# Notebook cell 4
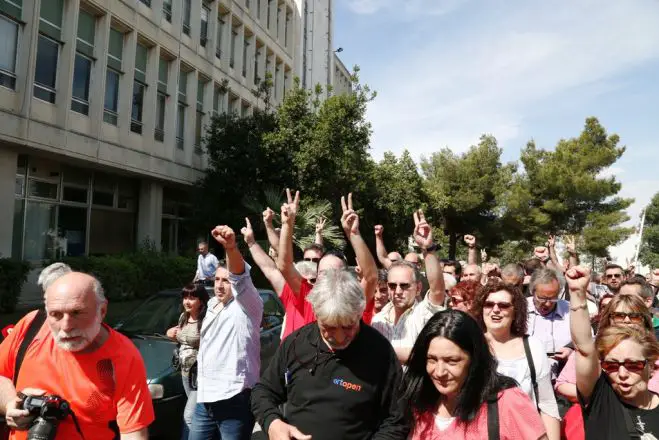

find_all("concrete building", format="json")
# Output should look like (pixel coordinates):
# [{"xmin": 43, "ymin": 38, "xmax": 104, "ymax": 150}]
[{"xmin": 0, "ymin": 0, "xmax": 351, "ymax": 270}]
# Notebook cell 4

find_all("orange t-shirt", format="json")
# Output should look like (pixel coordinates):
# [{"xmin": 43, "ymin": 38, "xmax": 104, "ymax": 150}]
[{"xmin": 0, "ymin": 310, "xmax": 155, "ymax": 440}]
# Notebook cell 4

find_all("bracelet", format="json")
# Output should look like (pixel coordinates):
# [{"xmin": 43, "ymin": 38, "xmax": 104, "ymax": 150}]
[
  {"xmin": 425, "ymin": 243, "xmax": 439, "ymax": 253},
  {"xmin": 570, "ymin": 303, "xmax": 588, "ymax": 312}
]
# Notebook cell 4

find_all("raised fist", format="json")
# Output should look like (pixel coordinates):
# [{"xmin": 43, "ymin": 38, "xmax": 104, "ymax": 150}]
[
  {"xmin": 211, "ymin": 225, "xmax": 236, "ymax": 249},
  {"xmin": 464, "ymin": 235, "xmax": 476, "ymax": 248},
  {"xmin": 374, "ymin": 225, "xmax": 384, "ymax": 238}
]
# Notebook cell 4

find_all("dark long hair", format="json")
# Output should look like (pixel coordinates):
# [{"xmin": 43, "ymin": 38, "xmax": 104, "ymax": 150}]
[
  {"xmin": 472, "ymin": 280, "xmax": 528, "ymax": 336},
  {"xmin": 400, "ymin": 310, "xmax": 516, "ymax": 433},
  {"xmin": 180, "ymin": 284, "xmax": 210, "ymax": 332}
]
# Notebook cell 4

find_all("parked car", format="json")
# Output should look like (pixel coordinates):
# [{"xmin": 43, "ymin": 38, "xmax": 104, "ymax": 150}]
[{"xmin": 114, "ymin": 288, "xmax": 284, "ymax": 439}]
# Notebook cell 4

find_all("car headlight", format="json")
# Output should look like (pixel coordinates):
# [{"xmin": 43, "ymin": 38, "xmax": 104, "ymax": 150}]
[{"xmin": 148, "ymin": 384, "xmax": 164, "ymax": 400}]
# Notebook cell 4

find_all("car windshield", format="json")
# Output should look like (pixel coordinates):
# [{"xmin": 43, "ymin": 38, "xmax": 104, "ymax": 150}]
[{"xmin": 115, "ymin": 294, "xmax": 181, "ymax": 336}]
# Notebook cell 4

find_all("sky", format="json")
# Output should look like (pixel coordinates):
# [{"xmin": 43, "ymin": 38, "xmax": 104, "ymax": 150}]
[{"xmin": 333, "ymin": 0, "xmax": 659, "ymax": 269}]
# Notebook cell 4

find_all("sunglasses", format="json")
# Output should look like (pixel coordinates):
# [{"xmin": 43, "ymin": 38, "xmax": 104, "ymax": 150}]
[
  {"xmin": 483, "ymin": 301, "xmax": 513, "ymax": 310},
  {"xmin": 448, "ymin": 297, "xmax": 464, "ymax": 305},
  {"xmin": 534, "ymin": 295, "xmax": 559, "ymax": 304},
  {"xmin": 606, "ymin": 273, "xmax": 622, "ymax": 279},
  {"xmin": 611, "ymin": 312, "xmax": 645, "ymax": 324},
  {"xmin": 601, "ymin": 359, "xmax": 648, "ymax": 374},
  {"xmin": 304, "ymin": 257, "xmax": 320, "ymax": 263},
  {"xmin": 387, "ymin": 282, "xmax": 412, "ymax": 291}
]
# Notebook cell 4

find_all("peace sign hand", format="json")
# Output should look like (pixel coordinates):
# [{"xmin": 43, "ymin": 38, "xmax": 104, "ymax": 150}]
[
  {"xmin": 341, "ymin": 193, "xmax": 360, "ymax": 236},
  {"xmin": 281, "ymin": 189, "xmax": 300, "ymax": 227},
  {"xmin": 413, "ymin": 209, "xmax": 433, "ymax": 249}
]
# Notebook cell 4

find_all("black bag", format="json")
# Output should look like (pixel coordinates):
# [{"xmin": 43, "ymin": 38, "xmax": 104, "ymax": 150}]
[{"xmin": 0, "ymin": 310, "xmax": 47, "ymax": 440}]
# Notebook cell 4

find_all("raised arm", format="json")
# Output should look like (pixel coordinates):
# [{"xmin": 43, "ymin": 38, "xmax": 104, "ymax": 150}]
[
  {"xmin": 415, "ymin": 210, "xmax": 444, "ymax": 306},
  {"xmin": 242, "ymin": 217, "xmax": 286, "ymax": 295},
  {"xmin": 262, "ymin": 208, "xmax": 280, "ymax": 256},
  {"xmin": 464, "ymin": 235, "xmax": 478, "ymax": 265},
  {"xmin": 315, "ymin": 216, "xmax": 326, "ymax": 247},
  {"xmin": 374, "ymin": 225, "xmax": 393, "ymax": 269},
  {"xmin": 276, "ymin": 189, "xmax": 303, "ymax": 295},
  {"xmin": 342, "ymin": 194, "xmax": 377, "ymax": 301},
  {"xmin": 567, "ymin": 266, "xmax": 600, "ymax": 403},
  {"xmin": 547, "ymin": 235, "xmax": 561, "ymax": 272},
  {"xmin": 211, "ymin": 225, "xmax": 245, "ymax": 275},
  {"xmin": 565, "ymin": 235, "xmax": 580, "ymax": 269}
]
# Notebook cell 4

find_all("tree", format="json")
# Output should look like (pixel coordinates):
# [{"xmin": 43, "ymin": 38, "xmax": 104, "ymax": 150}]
[
  {"xmin": 639, "ymin": 192, "xmax": 659, "ymax": 268},
  {"xmin": 421, "ymin": 135, "xmax": 516, "ymax": 259},
  {"xmin": 367, "ymin": 150, "xmax": 426, "ymax": 251},
  {"xmin": 504, "ymin": 117, "xmax": 634, "ymax": 258}
]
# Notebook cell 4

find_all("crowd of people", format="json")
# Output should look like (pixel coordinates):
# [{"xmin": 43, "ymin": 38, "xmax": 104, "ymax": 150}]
[{"xmin": 1, "ymin": 187, "xmax": 659, "ymax": 440}]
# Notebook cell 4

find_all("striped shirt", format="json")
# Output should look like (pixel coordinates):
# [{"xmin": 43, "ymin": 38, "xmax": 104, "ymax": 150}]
[{"xmin": 197, "ymin": 263, "xmax": 263, "ymax": 403}]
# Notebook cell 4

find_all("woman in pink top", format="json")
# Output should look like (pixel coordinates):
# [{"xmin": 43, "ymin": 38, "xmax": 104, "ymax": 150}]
[
  {"xmin": 555, "ymin": 293, "xmax": 659, "ymax": 402},
  {"xmin": 400, "ymin": 309, "xmax": 548, "ymax": 440}
]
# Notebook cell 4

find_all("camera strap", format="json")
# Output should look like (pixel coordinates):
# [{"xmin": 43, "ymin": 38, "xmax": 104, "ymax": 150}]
[
  {"xmin": 13, "ymin": 309, "xmax": 47, "ymax": 385},
  {"xmin": 68, "ymin": 410, "xmax": 86, "ymax": 440}
]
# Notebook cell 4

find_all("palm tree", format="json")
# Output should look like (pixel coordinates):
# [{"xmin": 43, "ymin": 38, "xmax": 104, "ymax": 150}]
[{"xmin": 243, "ymin": 187, "xmax": 346, "ymax": 251}]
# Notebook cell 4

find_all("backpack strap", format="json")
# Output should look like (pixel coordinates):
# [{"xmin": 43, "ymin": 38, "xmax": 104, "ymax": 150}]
[
  {"xmin": 13, "ymin": 309, "xmax": 47, "ymax": 385},
  {"xmin": 621, "ymin": 404, "xmax": 642, "ymax": 439},
  {"xmin": 522, "ymin": 335, "xmax": 540, "ymax": 412},
  {"xmin": 487, "ymin": 398, "xmax": 500, "ymax": 440}
]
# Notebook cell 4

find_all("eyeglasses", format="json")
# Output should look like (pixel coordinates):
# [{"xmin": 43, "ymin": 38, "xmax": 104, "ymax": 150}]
[
  {"xmin": 387, "ymin": 282, "xmax": 412, "ymax": 291},
  {"xmin": 448, "ymin": 297, "xmax": 464, "ymax": 305},
  {"xmin": 534, "ymin": 295, "xmax": 559, "ymax": 304},
  {"xmin": 606, "ymin": 273, "xmax": 623, "ymax": 279},
  {"xmin": 601, "ymin": 359, "xmax": 648, "ymax": 374},
  {"xmin": 483, "ymin": 301, "xmax": 513, "ymax": 310},
  {"xmin": 304, "ymin": 257, "xmax": 320, "ymax": 263},
  {"xmin": 611, "ymin": 312, "xmax": 645, "ymax": 324}
]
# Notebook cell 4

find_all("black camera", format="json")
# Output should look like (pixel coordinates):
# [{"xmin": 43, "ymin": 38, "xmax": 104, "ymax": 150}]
[{"xmin": 21, "ymin": 395, "xmax": 71, "ymax": 440}]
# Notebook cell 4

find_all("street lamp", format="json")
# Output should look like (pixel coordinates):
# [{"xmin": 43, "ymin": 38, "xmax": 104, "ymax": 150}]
[{"xmin": 334, "ymin": 47, "xmax": 343, "ymax": 53}]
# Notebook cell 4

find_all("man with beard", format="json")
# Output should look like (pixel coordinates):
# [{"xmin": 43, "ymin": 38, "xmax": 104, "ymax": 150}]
[
  {"xmin": 251, "ymin": 269, "xmax": 408, "ymax": 440},
  {"xmin": 0, "ymin": 273, "xmax": 154, "ymax": 439},
  {"xmin": 602, "ymin": 263, "xmax": 624, "ymax": 295}
]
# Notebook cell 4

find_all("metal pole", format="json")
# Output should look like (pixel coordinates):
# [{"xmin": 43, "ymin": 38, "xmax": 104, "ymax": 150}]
[{"xmin": 634, "ymin": 207, "xmax": 647, "ymax": 268}]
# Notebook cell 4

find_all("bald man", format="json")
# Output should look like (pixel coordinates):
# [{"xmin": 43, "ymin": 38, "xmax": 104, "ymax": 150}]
[{"xmin": 0, "ymin": 272, "xmax": 154, "ymax": 440}]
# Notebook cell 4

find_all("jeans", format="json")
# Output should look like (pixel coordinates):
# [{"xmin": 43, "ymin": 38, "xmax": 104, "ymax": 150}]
[
  {"xmin": 181, "ymin": 374, "xmax": 197, "ymax": 440},
  {"xmin": 188, "ymin": 389, "xmax": 254, "ymax": 440}
]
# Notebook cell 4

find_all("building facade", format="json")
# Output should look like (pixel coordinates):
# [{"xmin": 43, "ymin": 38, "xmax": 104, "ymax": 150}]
[{"xmin": 0, "ymin": 0, "xmax": 348, "ymax": 274}]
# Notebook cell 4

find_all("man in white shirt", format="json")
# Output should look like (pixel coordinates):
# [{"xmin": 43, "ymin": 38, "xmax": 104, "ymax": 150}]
[
  {"xmin": 189, "ymin": 227, "xmax": 263, "ymax": 440},
  {"xmin": 194, "ymin": 241, "xmax": 219, "ymax": 285},
  {"xmin": 371, "ymin": 210, "xmax": 445, "ymax": 364}
]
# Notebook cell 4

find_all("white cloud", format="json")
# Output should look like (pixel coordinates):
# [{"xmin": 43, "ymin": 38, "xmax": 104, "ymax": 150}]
[{"xmin": 359, "ymin": 0, "xmax": 659, "ymax": 159}]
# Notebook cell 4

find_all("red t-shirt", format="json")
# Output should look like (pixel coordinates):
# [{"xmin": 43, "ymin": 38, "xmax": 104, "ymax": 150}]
[
  {"xmin": 280, "ymin": 280, "xmax": 376, "ymax": 341},
  {"xmin": 0, "ymin": 310, "xmax": 155, "ymax": 440},
  {"xmin": 409, "ymin": 387, "xmax": 546, "ymax": 440}
]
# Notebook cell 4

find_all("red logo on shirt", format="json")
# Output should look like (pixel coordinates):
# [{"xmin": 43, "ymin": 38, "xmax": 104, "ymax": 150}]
[{"xmin": 333, "ymin": 378, "xmax": 362, "ymax": 391}]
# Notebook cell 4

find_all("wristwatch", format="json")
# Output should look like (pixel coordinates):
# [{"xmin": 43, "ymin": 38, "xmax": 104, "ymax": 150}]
[{"xmin": 425, "ymin": 243, "xmax": 439, "ymax": 253}]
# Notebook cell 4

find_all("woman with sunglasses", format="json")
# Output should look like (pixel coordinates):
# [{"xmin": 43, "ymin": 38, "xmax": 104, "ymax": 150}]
[
  {"xmin": 472, "ymin": 280, "xmax": 561, "ymax": 440},
  {"xmin": 568, "ymin": 266, "xmax": 659, "ymax": 439},
  {"xmin": 447, "ymin": 280, "xmax": 480, "ymax": 316},
  {"xmin": 400, "ymin": 309, "xmax": 547, "ymax": 439},
  {"xmin": 166, "ymin": 283, "xmax": 210, "ymax": 440}
]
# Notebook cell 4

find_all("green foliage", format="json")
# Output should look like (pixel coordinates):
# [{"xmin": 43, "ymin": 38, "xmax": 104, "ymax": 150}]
[
  {"xmin": 421, "ymin": 135, "xmax": 516, "ymax": 259},
  {"xmin": 640, "ymin": 192, "xmax": 659, "ymax": 268},
  {"xmin": 503, "ymin": 118, "xmax": 633, "ymax": 257},
  {"xmin": 60, "ymin": 251, "xmax": 194, "ymax": 301},
  {"xmin": 0, "ymin": 259, "xmax": 32, "ymax": 312}
]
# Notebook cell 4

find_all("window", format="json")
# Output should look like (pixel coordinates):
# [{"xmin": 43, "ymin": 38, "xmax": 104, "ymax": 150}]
[
  {"xmin": 0, "ymin": 16, "xmax": 18, "ymax": 90},
  {"xmin": 257, "ymin": 0, "xmax": 261, "ymax": 19},
  {"xmin": 194, "ymin": 110, "xmax": 203, "ymax": 153},
  {"xmin": 163, "ymin": 0, "xmax": 172, "ymax": 22},
  {"xmin": 40, "ymin": 0, "xmax": 64, "ymax": 40},
  {"xmin": 71, "ymin": 54, "xmax": 92, "ymax": 114},
  {"xmin": 230, "ymin": 29, "xmax": 237, "ymax": 68},
  {"xmin": 176, "ymin": 103, "xmax": 185, "ymax": 150},
  {"xmin": 155, "ymin": 92, "xmax": 166, "ymax": 141},
  {"xmin": 216, "ymin": 17, "xmax": 224, "ymax": 59},
  {"xmin": 182, "ymin": 0, "xmax": 191, "ymax": 35},
  {"xmin": 131, "ymin": 81, "xmax": 145, "ymax": 134},
  {"xmin": 276, "ymin": 6, "xmax": 281, "ymax": 38},
  {"xmin": 254, "ymin": 48, "xmax": 260, "ymax": 83},
  {"xmin": 242, "ymin": 38, "xmax": 248, "ymax": 77},
  {"xmin": 213, "ymin": 86, "xmax": 225, "ymax": 116},
  {"xmin": 33, "ymin": 36, "xmax": 59, "ymax": 103},
  {"xmin": 158, "ymin": 57, "xmax": 169, "ymax": 91},
  {"xmin": 178, "ymin": 70, "xmax": 187, "ymax": 102},
  {"xmin": 104, "ymin": 69, "xmax": 120, "ymax": 124},
  {"xmin": 267, "ymin": 0, "xmax": 272, "ymax": 29},
  {"xmin": 138, "ymin": 0, "xmax": 151, "ymax": 6},
  {"xmin": 104, "ymin": 29, "xmax": 123, "ymax": 125},
  {"xmin": 274, "ymin": 63, "xmax": 280, "ymax": 99},
  {"xmin": 200, "ymin": 5, "xmax": 209, "ymax": 46},
  {"xmin": 285, "ymin": 11, "xmax": 290, "ymax": 46}
]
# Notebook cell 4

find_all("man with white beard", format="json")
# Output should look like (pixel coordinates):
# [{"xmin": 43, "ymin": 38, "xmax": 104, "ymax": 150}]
[{"xmin": 0, "ymin": 272, "xmax": 154, "ymax": 440}]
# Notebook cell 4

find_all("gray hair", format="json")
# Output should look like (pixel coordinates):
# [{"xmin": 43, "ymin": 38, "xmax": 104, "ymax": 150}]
[
  {"xmin": 465, "ymin": 264, "xmax": 482, "ymax": 276},
  {"xmin": 92, "ymin": 277, "xmax": 107, "ymax": 304},
  {"xmin": 295, "ymin": 260, "xmax": 318, "ymax": 279},
  {"xmin": 502, "ymin": 263, "xmax": 525, "ymax": 281},
  {"xmin": 38, "ymin": 262, "xmax": 72, "ymax": 292},
  {"xmin": 389, "ymin": 260, "xmax": 422, "ymax": 283},
  {"xmin": 306, "ymin": 269, "xmax": 365, "ymax": 325},
  {"xmin": 529, "ymin": 267, "xmax": 563, "ymax": 296}
]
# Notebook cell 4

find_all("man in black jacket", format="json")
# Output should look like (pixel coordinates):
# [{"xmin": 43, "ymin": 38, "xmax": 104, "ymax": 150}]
[{"xmin": 251, "ymin": 268, "xmax": 409, "ymax": 440}]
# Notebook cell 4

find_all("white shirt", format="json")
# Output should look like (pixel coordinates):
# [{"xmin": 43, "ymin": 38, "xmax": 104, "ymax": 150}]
[
  {"xmin": 196, "ymin": 252, "xmax": 219, "ymax": 280},
  {"xmin": 196, "ymin": 264, "xmax": 263, "ymax": 403},
  {"xmin": 496, "ymin": 336, "xmax": 560, "ymax": 420},
  {"xmin": 371, "ymin": 297, "xmax": 444, "ymax": 348}
]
